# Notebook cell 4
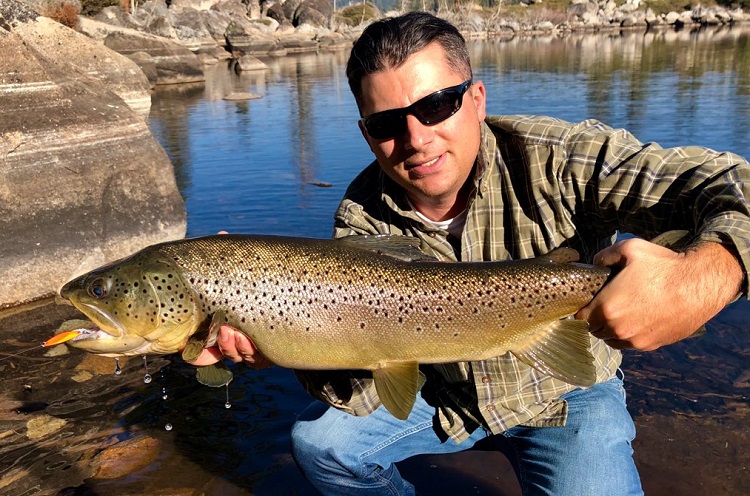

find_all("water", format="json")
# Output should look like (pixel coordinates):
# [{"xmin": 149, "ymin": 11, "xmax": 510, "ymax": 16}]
[
  {"xmin": 149, "ymin": 27, "xmax": 750, "ymax": 241},
  {"xmin": 2, "ymin": 26, "xmax": 749, "ymax": 496}
]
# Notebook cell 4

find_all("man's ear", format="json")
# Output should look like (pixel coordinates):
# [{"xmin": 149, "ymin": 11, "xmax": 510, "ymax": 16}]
[{"xmin": 469, "ymin": 80, "xmax": 487, "ymax": 122}]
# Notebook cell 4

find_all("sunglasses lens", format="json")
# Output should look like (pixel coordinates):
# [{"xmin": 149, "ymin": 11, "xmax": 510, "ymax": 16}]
[
  {"xmin": 362, "ymin": 80, "xmax": 470, "ymax": 140},
  {"xmin": 413, "ymin": 91, "xmax": 461, "ymax": 125},
  {"xmin": 364, "ymin": 111, "xmax": 405, "ymax": 140}
]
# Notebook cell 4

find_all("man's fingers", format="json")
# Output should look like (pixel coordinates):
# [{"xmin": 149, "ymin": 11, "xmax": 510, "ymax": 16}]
[{"xmin": 186, "ymin": 345, "xmax": 224, "ymax": 366}]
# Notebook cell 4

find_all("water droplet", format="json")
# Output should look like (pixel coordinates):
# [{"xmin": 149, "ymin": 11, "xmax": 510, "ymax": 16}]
[
  {"xmin": 164, "ymin": 423, "xmax": 173, "ymax": 431},
  {"xmin": 141, "ymin": 356, "xmax": 151, "ymax": 383},
  {"xmin": 224, "ymin": 384, "xmax": 231, "ymax": 409},
  {"xmin": 114, "ymin": 358, "xmax": 122, "ymax": 375},
  {"xmin": 161, "ymin": 387, "xmax": 168, "ymax": 400}
]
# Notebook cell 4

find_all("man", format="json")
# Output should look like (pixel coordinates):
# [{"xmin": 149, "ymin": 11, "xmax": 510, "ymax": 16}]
[{"xmin": 191, "ymin": 12, "xmax": 749, "ymax": 495}]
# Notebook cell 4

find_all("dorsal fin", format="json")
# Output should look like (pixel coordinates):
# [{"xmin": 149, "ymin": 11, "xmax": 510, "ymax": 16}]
[{"xmin": 337, "ymin": 234, "xmax": 438, "ymax": 262}]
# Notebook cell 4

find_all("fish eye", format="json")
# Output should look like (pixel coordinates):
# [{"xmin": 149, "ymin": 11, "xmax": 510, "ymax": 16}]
[{"xmin": 88, "ymin": 278, "xmax": 108, "ymax": 299}]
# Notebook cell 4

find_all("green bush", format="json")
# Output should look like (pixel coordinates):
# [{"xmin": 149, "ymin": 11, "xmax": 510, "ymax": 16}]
[{"xmin": 337, "ymin": 3, "xmax": 381, "ymax": 26}]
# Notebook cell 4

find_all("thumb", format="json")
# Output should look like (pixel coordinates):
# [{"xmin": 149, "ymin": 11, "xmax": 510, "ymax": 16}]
[{"xmin": 592, "ymin": 242, "xmax": 627, "ymax": 268}]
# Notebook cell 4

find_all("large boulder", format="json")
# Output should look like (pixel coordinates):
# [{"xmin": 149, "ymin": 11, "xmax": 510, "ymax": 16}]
[
  {"xmin": 102, "ymin": 29, "xmax": 205, "ymax": 84},
  {"xmin": 79, "ymin": 17, "xmax": 205, "ymax": 85},
  {"xmin": 0, "ymin": 0, "xmax": 186, "ymax": 309},
  {"xmin": 7, "ymin": 2, "xmax": 152, "ymax": 116}
]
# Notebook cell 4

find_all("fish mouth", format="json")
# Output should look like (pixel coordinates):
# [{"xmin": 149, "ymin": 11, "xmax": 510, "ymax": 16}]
[
  {"xmin": 78, "ymin": 302, "xmax": 126, "ymax": 338},
  {"xmin": 66, "ymin": 324, "xmax": 152, "ymax": 357}
]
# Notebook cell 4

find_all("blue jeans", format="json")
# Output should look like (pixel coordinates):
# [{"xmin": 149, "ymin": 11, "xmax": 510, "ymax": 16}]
[{"xmin": 291, "ymin": 375, "xmax": 643, "ymax": 495}]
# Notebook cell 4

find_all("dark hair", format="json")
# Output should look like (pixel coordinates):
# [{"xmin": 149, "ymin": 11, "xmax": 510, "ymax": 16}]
[{"xmin": 346, "ymin": 12, "xmax": 472, "ymax": 107}]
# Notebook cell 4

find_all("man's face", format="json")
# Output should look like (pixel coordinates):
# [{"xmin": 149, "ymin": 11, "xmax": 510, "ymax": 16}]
[{"xmin": 358, "ymin": 42, "xmax": 486, "ymax": 220}]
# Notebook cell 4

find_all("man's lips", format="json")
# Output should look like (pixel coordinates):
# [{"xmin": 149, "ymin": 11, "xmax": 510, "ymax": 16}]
[{"xmin": 406, "ymin": 155, "xmax": 442, "ymax": 175}]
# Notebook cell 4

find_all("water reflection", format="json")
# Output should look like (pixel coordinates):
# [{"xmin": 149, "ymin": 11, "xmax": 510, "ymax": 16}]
[{"xmin": 149, "ymin": 27, "xmax": 750, "ymax": 242}]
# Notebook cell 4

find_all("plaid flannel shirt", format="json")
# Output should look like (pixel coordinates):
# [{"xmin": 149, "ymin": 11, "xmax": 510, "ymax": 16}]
[{"xmin": 295, "ymin": 114, "xmax": 750, "ymax": 443}]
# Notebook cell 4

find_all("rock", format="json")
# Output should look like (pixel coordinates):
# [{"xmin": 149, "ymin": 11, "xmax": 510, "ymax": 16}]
[
  {"xmin": 103, "ymin": 29, "xmax": 205, "ymax": 84},
  {"xmin": 26, "ymin": 414, "xmax": 68, "ymax": 440},
  {"xmin": 196, "ymin": 44, "xmax": 232, "ymax": 64},
  {"xmin": 0, "ymin": 0, "xmax": 186, "ymax": 309},
  {"xmin": 127, "ymin": 51, "xmax": 159, "ymax": 84},
  {"xmin": 568, "ymin": 1, "xmax": 597, "ymax": 18},
  {"xmin": 91, "ymin": 435, "xmax": 162, "ymax": 479},
  {"xmin": 7, "ymin": 4, "xmax": 152, "ymax": 116},
  {"xmin": 231, "ymin": 53, "xmax": 268, "ymax": 71},
  {"xmin": 225, "ymin": 17, "xmax": 283, "ymax": 53},
  {"xmin": 79, "ymin": 17, "xmax": 205, "ymax": 84},
  {"xmin": 621, "ymin": 14, "xmax": 647, "ymax": 27},
  {"xmin": 75, "ymin": 353, "xmax": 125, "ymax": 375},
  {"xmin": 665, "ymin": 11, "xmax": 681, "ymax": 24},
  {"xmin": 223, "ymin": 91, "xmax": 263, "ymax": 100},
  {"xmin": 278, "ymin": 34, "xmax": 319, "ymax": 52},
  {"xmin": 534, "ymin": 21, "xmax": 555, "ymax": 31},
  {"xmin": 317, "ymin": 32, "xmax": 353, "ymax": 50}
]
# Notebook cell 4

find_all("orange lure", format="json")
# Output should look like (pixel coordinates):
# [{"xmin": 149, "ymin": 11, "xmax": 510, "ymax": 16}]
[{"xmin": 42, "ymin": 330, "xmax": 81, "ymax": 347}]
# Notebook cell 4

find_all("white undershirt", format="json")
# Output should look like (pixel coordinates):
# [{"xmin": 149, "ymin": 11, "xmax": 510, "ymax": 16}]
[{"xmin": 412, "ymin": 205, "xmax": 467, "ymax": 239}]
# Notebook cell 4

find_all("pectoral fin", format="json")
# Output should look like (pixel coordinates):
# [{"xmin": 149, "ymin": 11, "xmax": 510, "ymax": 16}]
[
  {"xmin": 181, "ymin": 310, "xmax": 227, "ymax": 363},
  {"xmin": 195, "ymin": 362, "xmax": 234, "ymax": 387},
  {"xmin": 372, "ymin": 362, "xmax": 420, "ymax": 420},
  {"xmin": 512, "ymin": 319, "xmax": 596, "ymax": 387}
]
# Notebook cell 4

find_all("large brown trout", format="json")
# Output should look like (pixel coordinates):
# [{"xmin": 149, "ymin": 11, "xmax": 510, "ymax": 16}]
[{"xmin": 59, "ymin": 234, "xmax": 612, "ymax": 420}]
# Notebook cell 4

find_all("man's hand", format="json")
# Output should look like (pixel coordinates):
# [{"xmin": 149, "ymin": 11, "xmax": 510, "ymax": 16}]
[
  {"xmin": 186, "ymin": 326, "xmax": 273, "ymax": 369},
  {"xmin": 576, "ymin": 238, "xmax": 743, "ymax": 351}
]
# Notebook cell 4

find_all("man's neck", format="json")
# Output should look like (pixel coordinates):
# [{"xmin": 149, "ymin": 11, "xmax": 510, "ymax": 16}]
[{"xmin": 409, "ymin": 181, "xmax": 472, "ymax": 222}]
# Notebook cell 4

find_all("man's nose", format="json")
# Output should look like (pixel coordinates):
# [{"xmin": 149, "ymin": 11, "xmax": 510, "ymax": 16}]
[{"xmin": 402, "ymin": 114, "xmax": 434, "ymax": 150}]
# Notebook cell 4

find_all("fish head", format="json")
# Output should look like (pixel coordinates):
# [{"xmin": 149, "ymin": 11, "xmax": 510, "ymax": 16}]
[{"xmin": 60, "ymin": 249, "xmax": 204, "ymax": 357}]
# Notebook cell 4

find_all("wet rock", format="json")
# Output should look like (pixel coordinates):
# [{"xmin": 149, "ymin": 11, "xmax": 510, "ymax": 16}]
[
  {"xmin": 26, "ymin": 414, "xmax": 68, "ymax": 440},
  {"xmin": 91, "ymin": 435, "xmax": 162, "ymax": 479},
  {"xmin": 196, "ymin": 44, "xmax": 233, "ymax": 65},
  {"xmin": 279, "ymin": 34, "xmax": 319, "ymax": 52},
  {"xmin": 223, "ymin": 91, "xmax": 262, "ymax": 101},
  {"xmin": 0, "ymin": 0, "xmax": 187, "ymax": 309},
  {"xmin": 75, "ymin": 353, "xmax": 127, "ymax": 376},
  {"xmin": 231, "ymin": 52, "xmax": 268, "ymax": 71},
  {"xmin": 0, "ymin": 467, "xmax": 29, "ymax": 493}
]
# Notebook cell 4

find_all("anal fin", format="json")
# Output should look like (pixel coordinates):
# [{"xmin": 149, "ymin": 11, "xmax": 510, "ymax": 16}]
[{"xmin": 372, "ymin": 362, "xmax": 420, "ymax": 420}]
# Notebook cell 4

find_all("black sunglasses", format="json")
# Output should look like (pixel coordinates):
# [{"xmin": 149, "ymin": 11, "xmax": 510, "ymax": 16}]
[{"xmin": 359, "ymin": 79, "xmax": 473, "ymax": 140}]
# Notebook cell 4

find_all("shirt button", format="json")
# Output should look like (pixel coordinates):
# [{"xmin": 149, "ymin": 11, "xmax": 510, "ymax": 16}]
[
  {"xmin": 428, "ymin": 232, "xmax": 437, "ymax": 238},
  {"xmin": 481, "ymin": 376, "xmax": 491, "ymax": 383},
  {"xmin": 486, "ymin": 404, "xmax": 495, "ymax": 411}
]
